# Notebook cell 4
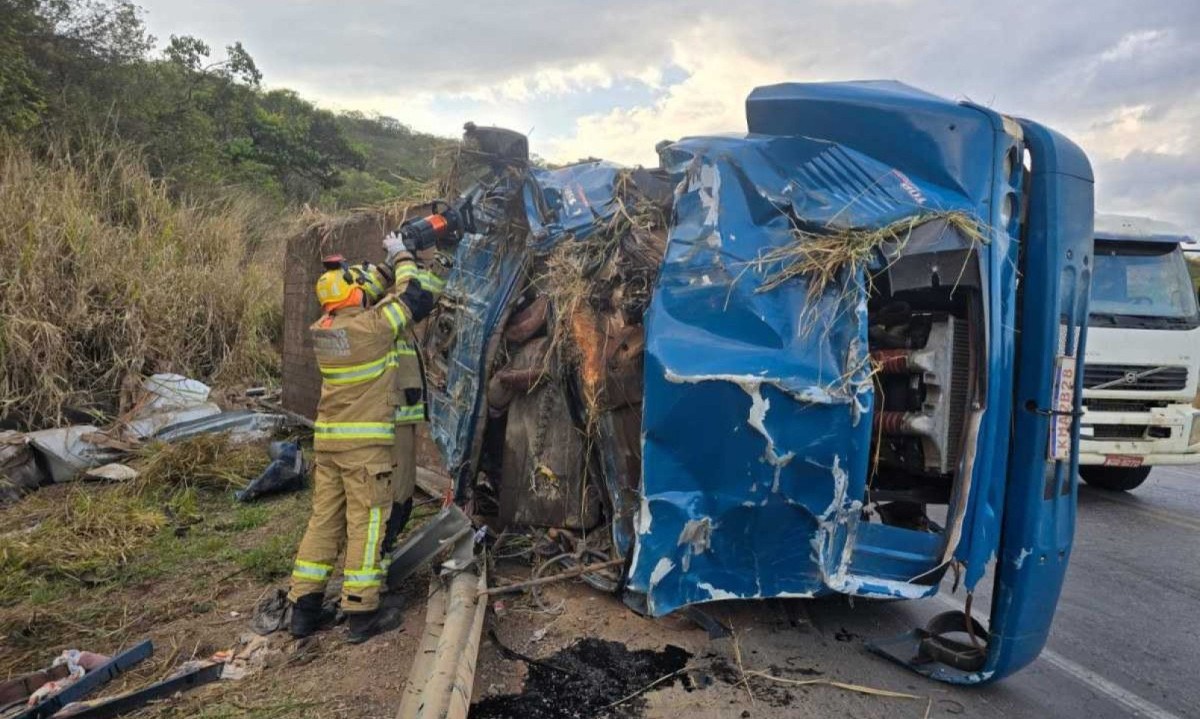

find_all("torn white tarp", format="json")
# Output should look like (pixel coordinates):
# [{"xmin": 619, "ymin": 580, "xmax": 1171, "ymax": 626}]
[
  {"xmin": 26, "ymin": 426, "xmax": 124, "ymax": 483},
  {"xmin": 140, "ymin": 373, "xmax": 212, "ymax": 411}
]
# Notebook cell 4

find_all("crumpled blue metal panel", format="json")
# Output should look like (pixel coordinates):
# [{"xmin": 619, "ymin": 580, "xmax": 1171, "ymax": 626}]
[
  {"xmin": 428, "ymin": 228, "xmax": 525, "ymax": 490},
  {"xmin": 525, "ymin": 161, "xmax": 624, "ymax": 251},
  {"xmin": 746, "ymin": 81, "xmax": 1016, "ymax": 593},
  {"xmin": 628, "ymin": 133, "xmax": 973, "ymax": 616}
]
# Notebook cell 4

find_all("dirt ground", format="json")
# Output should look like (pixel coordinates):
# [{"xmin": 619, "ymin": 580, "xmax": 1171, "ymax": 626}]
[{"xmin": 2, "ymin": 475, "xmax": 957, "ymax": 719}]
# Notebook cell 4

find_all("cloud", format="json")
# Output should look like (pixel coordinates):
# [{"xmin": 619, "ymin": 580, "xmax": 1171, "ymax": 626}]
[{"xmin": 136, "ymin": 0, "xmax": 1200, "ymax": 231}]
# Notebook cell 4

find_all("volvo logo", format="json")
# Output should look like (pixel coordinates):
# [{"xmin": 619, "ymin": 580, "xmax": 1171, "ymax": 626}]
[{"xmin": 1122, "ymin": 371, "xmax": 1140, "ymax": 385}]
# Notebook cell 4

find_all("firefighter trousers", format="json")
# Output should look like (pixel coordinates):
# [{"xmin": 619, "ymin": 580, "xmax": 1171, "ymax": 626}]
[
  {"xmin": 380, "ymin": 424, "xmax": 417, "ymax": 561},
  {"xmin": 288, "ymin": 446, "xmax": 393, "ymax": 613}
]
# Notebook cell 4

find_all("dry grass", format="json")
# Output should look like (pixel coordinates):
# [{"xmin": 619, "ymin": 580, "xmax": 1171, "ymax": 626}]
[
  {"xmin": 135, "ymin": 434, "xmax": 263, "ymax": 494},
  {"xmin": 754, "ymin": 210, "xmax": 986, "ymax": 300},
  {"xmin": 538, "ymin": 171, "xmax": 666, "ymax": 400},
  {"xmin": 0, "ymin": 436, "xmax": 265, "ymax": 594},
  {"xmin": 0, "ymin": 137, "xmax": 296, "ymax": 428}
]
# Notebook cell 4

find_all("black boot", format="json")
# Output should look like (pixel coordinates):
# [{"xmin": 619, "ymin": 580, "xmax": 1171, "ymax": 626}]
[
  {"xmin": 346, "ymin": 605, "xmax": 401, "ymax": 644},
  {"xmin": 381, "ymin": 498, "xmax": 413, "ymax": 555},
  {"xmin": 289, "ymin": 593, "xmax": 328, "ymax": 638},
  {"xmin": 346, "ymin": 610, "xmax": 380, "ymax": 644}
]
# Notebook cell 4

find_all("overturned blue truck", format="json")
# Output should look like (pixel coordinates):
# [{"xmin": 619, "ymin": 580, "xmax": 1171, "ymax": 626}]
[{"xmin": 420, "ymin": 81, "xmax": 1094, "ymax": 683}]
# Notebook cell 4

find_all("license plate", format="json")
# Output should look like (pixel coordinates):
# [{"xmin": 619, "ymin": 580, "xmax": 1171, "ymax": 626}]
[
  {"xmin": 1049, "ymin": 355, "xmax": 1077, "ymax": 461},
  {"xmin": 1103, "ymin": 454, "xmax": 1144, "ymax": 467}
]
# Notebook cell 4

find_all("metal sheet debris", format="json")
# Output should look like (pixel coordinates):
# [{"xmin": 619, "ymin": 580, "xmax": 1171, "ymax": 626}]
[{"xmin": 151, "ymin": 410, "xmax": 284, "ymax": 444}]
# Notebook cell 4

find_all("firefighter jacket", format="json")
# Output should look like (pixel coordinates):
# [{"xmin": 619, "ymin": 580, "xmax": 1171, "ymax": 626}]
[
  {"xmin": 389, "ymin": 249, "xmax": 445, "ymax": 425},
  {"xmin": 310, "ymin": 297, "xmax": 414, "ymax": 452}
]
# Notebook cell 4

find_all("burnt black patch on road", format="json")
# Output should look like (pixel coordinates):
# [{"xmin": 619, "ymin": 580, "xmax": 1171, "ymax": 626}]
[{"xmin": 470, "ymin": 638, "xmax": 691, "ymax": 719}]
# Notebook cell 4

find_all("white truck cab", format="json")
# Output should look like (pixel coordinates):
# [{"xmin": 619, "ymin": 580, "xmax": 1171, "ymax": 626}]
[{"xmin": 1079, "ymin": 214, "xmax": 1200, "ymax": 490}]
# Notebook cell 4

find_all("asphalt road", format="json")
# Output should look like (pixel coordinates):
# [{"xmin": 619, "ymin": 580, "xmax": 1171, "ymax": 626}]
[{"xmin": 797, "ymin": 465, "xmax": 1200, "ymax": 718}]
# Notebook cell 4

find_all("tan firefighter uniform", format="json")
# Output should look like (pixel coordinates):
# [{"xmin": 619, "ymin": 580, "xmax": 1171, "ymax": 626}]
[
  {"xmin": 289, "ymin": 283, "xmax": 416, "ymax": 613},
  {"xmin": 389, "ymin": 252, "xmax": 445, "ymax": 510}
]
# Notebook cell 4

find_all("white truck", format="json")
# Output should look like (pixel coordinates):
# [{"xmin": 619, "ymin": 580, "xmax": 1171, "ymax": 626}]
[{"xmin": 1079, "ymin": 214, "xmax": 1200, "ymax": 490}]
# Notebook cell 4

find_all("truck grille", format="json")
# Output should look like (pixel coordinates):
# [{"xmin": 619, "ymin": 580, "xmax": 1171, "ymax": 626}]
[
  {"xmin": 1083, "ymin": 364, "xmax": 1188, "ymax": 392},
  {"xmin": 1083, "ymin": 398, "xmax": 1168, "ymax": 413},
  {"xmin": 1089, "ymin": 424, "xmax": 1149, "ymax": 440}
]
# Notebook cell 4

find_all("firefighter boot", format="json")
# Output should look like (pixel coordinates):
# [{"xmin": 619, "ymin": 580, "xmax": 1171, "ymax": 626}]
[
  {"xmin": 346, "ymin": 605, "xmax": 401, "ymax": 644},
  {"xmin": 289, "ymin": 593, "xmax": 329, "ymax": 638}
]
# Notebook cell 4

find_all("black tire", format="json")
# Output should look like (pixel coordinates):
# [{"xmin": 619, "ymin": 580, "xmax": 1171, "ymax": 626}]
[{"xmin": 1079, "ymin": 465, "xmax": 1152, "ymax": 492}]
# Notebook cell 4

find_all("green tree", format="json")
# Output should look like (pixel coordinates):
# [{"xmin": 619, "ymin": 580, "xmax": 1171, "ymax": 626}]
[{"xmin": 0, "ymin": 1, "xmax": 46, "ymax": 133}]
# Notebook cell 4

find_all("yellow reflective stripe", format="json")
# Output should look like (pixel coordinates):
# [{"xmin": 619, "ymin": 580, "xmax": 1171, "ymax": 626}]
[
  {"xmin": 343, "ymin": 508, "xmax": 385, "ymax": 588},
  {"xmin": 394, "ymin": 404, "xmax": 425, "ymax": 424},
  {"xmin": 394, "ymin": 340, "xmax": 417, "ymax": 357},
  {"xmin": 414, "ymin": 270, "xmax": 445, "ymax": 293},
  {"xmin": 393, "ymin": 264, "xmax": 419, "ymax": 281},
  {"xmin": 313, "ymin": 422, "xmax": 394, "ymax": 441},
  {"xmin": 295, "ymin": 560, "xmax": 333, "ymax": 571},
  {"xmin": 343, "ymin": 577, "xmax": 383, "ymax": 589},
  {"xmin": 381, "ymin": 303, "xmax": 406, "ymax": 338},
  {"xmin": 345, "ymin": 570, "xmax": 383, "ymax": 582},
  {"xmin": 363, "ymin": 506, "xmax": 381, "ymax": 572},
  {"xmin": 319, "ymin": 353, "xmax": 393, "ymax": 385},
  {"xmin": 292, "ymin": 560, "xmax": 332, "ymax": 582},
  {"xmin": 292, "ymin": 570, "xmax": 328, "ymax": 582}
]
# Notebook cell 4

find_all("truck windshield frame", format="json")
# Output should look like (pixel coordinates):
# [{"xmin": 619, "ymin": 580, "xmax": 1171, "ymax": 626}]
[{"xmin": 1090, "ymin": 240, "xmax": 1200, "ymax": 330}]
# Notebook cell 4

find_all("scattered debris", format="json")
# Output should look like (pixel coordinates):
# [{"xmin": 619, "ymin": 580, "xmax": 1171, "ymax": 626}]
[
  {"xmin": 754, "ymin": 211, "xmax": 985, "ymax": 299},
  {"xmin": 484, "ymin": 558, "xmax": 624, "ymax": 597},
  {"xmin": 122, "ymin": 404, "xmax": 223, "ymax": 442},
  {"xmin": 217, "ymin": 634, "xmax": 283, "ymax": 680},
  {"xmin": 138, "ymin": 374, "xmax": 212, "ymax": 412},
  {"xmin": 151, "ymin": 410, "xmax": 284, "ymax": 444},
  {"xmin": 470, "ymin": 639, "xmax": 691, "ymax": 719},
  {"xmin": 743, "ymin": 669, "xmax": 924, "ymax": 701},
  {"xmin": 82, "ymin": 464, "xmax": 138, "ymax": 483},
  {"xmin": 25, "ymin": 426, "xmax": 122, "ymax": 484},
  {"xmin": 54, "ymin": 658, "xmax": 225, "ymax": 718},
  {"xmin": 0, "ymin": 431, "xmax": 44, "ymax": 504},
  {"xmin": 251, "ymin": 588, "xmax": 291, "ymax": 636},
  {"xmin": 235, "ymin": 441, "xmax": 307, "ymax": 502},
  {"xmin": 11, "ymin": 640, "xmax": 151, "ymax": 719}
]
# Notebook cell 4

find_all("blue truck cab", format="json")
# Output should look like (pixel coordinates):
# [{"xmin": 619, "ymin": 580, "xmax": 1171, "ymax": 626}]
[{"xmin": 424, "ymin": 81, "xmax": 1094, "ymax": 683}]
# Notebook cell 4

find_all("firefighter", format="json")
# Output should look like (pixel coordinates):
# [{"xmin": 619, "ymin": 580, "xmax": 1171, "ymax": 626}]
[
  {"xmin": 354, "ymin": 245, "xmax": 445, "ymax": 560},
  {"xmin": 288, "ymin": 253, "xmax": 436, "ymax": 643}
]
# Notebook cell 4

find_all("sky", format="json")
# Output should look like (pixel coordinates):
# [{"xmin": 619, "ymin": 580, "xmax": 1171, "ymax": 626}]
[{"xmin": 134, "ymin": 0, "xmax": 1200, "ymax": 234}]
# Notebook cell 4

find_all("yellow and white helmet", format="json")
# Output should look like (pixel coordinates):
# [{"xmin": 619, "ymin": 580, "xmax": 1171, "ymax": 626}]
[{"xmin": 315, "ymin": 255, "xmax": 362, "ymax": 309}]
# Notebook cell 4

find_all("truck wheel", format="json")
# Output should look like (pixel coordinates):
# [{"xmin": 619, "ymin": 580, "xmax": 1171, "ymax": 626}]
[{"xmin": 1079, "ymin": 465, "xmax": 1151, "ymax": 491}]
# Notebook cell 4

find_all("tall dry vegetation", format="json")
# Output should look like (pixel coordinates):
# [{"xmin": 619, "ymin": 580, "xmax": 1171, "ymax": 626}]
[{"xmin": 0, "ymin": 138, "xmax": 295, "ymax": 427}]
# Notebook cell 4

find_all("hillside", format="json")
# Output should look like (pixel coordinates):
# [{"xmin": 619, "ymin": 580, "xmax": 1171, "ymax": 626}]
[{"xmin": 0, "ymin": 0, "xmax": 446, "ymax": 209}]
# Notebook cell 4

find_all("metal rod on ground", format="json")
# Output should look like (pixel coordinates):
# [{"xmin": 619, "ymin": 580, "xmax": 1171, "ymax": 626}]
[
  {"xmin": 255, "ymin": 400, "xmax": 314, "ymax": 429},
  {"xmin": 482, "ymin": 558, "xmax": 624, "ymax": 597}
]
